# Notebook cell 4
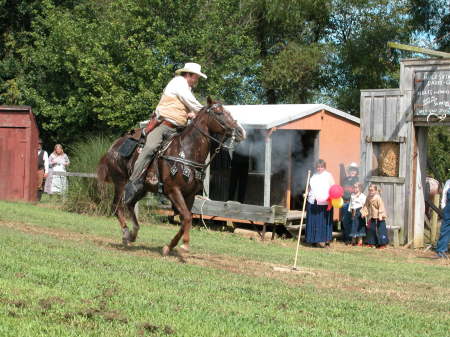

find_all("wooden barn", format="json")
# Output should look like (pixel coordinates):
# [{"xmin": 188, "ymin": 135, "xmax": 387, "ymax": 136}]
[
  {"xmin": 360, "ymin": 57, "xmax": 450, "ymax": 247},
  {"xmin": 0, "ymin": 106, "xmax": 39, "ymax": 202},
  {"xmin": 205, "ymin": 104, "xmax": 361, "ymax": 214}
]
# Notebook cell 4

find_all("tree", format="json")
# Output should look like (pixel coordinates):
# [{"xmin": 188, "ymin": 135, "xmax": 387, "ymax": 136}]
[
  {"xmin": 323, "ymin": 0, "xmax": 413, "ymax": 115},
  {"xmin": 409, "ymin": 0, "xmax": 449, "ymax": 51},
  {"xmin": 240, "ymin": 0, "xmax": 332, "ymax": 103},
  {"xmin": 1, "ymin": 0, "xmax": 258, "ymax": 144}
]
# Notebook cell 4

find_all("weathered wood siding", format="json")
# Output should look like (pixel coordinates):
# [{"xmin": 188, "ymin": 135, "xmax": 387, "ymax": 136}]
[{"xmin": 360, "ymin": 89, "xmax": 411, "ymax": 244}]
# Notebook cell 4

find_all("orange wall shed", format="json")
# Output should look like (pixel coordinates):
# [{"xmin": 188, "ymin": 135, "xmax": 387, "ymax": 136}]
[
  {"xmin": 221, "ymin": 104, "xmax": 361, "ymax": 217},
  {"xmin": 277, "ymin": 108, "xmax": 360, "ymax": 187}
]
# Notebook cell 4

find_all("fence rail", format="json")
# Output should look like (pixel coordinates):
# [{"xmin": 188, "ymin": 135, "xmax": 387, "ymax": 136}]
[{"xmin": 51, "ymin": 171, "xmax": 97, "ymax": 178}]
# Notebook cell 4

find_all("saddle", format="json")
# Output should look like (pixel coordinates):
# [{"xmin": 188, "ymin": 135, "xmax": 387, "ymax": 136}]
[
  {"xmin": 119, "ymin": 122, "xmax": 204, "ymax": 193},
  {"xmin": 117, "ymin": 128, "xmax": 145, "ymax": 158},
  {"xmin": 117, "ymin": 126, "xmax": 179, "ymax": 192}
]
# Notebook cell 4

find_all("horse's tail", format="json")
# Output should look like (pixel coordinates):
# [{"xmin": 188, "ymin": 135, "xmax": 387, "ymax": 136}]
[{"xmin": 97, "ymin": 154, "xmax": 111, "ymax": 184}]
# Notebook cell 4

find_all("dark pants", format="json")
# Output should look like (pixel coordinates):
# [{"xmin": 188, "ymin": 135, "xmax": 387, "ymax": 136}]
[
  {"xmin": 366, "ymin": 219, "xmax": 389, "ymax": 246},
  {"xmin": 37, "ymin": 169, "xmax": 45, "ymax": 201},
  {"xmin": 436, "ymin": 217, "xmax": 450, "ymax": 253},
  {"xmin": 341, "ymin": 202, "xmax": 352, "ymax": 242},
  {"xmin": 350, "ymin": 208, "xmax": 366, "ymax": 238}
]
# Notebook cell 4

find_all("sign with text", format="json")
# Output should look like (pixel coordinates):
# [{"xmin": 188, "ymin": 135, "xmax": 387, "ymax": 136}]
[{"xmin": 413, "ymin": 70, "xmax": 450, "ymax": 116}]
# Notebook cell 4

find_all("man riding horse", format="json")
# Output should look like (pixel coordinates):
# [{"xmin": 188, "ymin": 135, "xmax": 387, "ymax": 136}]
[{"xmin": 124, "ymin": 62, "xmax": 207, "ymax": 204}]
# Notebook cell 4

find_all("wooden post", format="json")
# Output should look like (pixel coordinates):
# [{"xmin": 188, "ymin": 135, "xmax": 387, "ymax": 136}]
[
  {"xmin": 293, "ymin": 170, "xmax": 311, "ymax": 270},
  {"xmin": 387, "ymin": 42, "xmax": 450, "ymax": 58},
  {"xmin": 413, "ymin": 127, "xmax": 427, "ymax": 248},
  {"xmin": 263, "ymin": 129, "xmax": 273, "ymax": 207},
  {"xmin": 285, "ymin": 133, "xmax": 292, "ymax": 210},
  {"xmin": 430, "ymin": 193, "xmax": 441, "ymax": 244}
]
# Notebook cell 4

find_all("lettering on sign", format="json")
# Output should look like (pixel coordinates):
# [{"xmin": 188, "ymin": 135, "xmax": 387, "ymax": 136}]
[{"xmin": 413, "ymin": 70, "xmax": 450, "ymax": 116}]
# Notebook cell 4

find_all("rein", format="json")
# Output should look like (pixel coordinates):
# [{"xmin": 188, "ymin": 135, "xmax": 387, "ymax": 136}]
[
  {"xmin": 160, "ymin": 105, "xmax": 237, "ymax": 179},
  {"xmin": 193, "ymin": 123, "xmax": 236, "ymax": 150}
]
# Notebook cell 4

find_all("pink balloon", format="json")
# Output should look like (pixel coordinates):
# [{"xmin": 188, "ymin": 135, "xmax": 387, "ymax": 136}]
[{"xmin": 329, "ymin": 184, "xmax": 344, "ymax": 199}]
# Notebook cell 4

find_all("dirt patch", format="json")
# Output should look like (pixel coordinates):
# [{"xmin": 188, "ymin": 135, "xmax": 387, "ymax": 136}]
[
  {"xmin": 137, "ymin": 323, "xmax": 175, "ymax": 336},
  {"xmin": 63, "ymin": 308, "xmax": 128, "ymax": 324},
  {"xmin": 38, "ymin": 296, "xmax": 65, "ymax": 310},
  {"xmin": 0, "ymin": 297, "xmax": 27, "ymax": 308}
]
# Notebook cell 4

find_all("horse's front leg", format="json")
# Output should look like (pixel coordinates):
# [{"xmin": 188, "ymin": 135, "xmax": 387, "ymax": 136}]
[
  {"xmin": 126, "ymin": 200, "xmax": 140, "ymax": 243},
  {"xmin": 125, "ymin": 187, "xmax": 149, "ymax": 243},
  {"xmin": 113, "ymin": 182, "xmax": 131, "ymax": 245},
  {"xmin": 162, "ymin": 190, "xmax": 194, "ymax": 256}
]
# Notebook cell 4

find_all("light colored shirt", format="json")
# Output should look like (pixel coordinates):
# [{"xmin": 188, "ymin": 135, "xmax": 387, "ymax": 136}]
[
  {"xmin": 349, "ymin": 192, "xmax": 366, "ymax": 210},
  {"xmin": 49, "ymin": 153, "xmax": 70, "ymax": 171},
  {"xmin": 37, "ymin": 149, "xmax": 49, "ymax": 174},
  {"xmin": 155, "ymin": 76, "xmax": 203, "ymax": 126},
  {"xmin": 361, "ymin": 193, "xmax": 387, "ymax": 220},
  {"xmin": 442, "ymin": 179, "xmax": 450, "ymax": 209},
  {"xmin": 307, "ymin": 170, "xmax": 335, "ymax": 205}
]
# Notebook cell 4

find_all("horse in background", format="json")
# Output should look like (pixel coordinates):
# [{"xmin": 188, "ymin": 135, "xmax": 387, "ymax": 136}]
[{"xmin": 97, "ymin": 98, "xmax": 246, "ymax": 255}]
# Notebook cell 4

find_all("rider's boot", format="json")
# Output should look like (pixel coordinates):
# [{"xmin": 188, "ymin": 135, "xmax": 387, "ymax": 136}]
[{"xmin": 124, "ymin": 178, "xmax": 144, "ymax": 205}]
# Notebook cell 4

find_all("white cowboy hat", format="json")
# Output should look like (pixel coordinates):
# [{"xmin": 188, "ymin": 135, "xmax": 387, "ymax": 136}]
[
  {"xmin": 175, "ymin": 62, "xmax": 207, "ymax": 79},
  {"xmin": 349, "ymin": 162, "xmax": 359, "ymax": 169}
]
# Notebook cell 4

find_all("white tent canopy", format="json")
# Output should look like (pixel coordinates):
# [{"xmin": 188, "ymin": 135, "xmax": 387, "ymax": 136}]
[{"xmin": 224, "ymin": 104, "xmax": 360, "ymax": 129}]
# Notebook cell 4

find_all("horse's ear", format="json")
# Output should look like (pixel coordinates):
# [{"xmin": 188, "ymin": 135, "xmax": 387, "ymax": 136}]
[{"xmin": 207, "ymin": 96, "xmax": 213, "ymax": 106}]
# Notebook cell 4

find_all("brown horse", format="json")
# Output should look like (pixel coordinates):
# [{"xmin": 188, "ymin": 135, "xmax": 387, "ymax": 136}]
[{"xmin": 97, "ymin": 98, "xmax": 245, "ymax": 255}]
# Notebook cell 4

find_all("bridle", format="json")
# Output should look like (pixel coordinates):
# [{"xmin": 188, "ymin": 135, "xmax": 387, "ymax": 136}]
[
  {"xmin": 160, "ymin": 103, "xmax": 239, "ymax": 181},
  {"xmin": 193, "ymin": 103, "xmax": 237, "ymax": 150}
]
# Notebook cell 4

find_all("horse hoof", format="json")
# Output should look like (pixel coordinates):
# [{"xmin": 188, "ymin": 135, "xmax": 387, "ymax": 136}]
[
  {"xmin": 122, "ymin": 238, "xmax": 129, "ymax": 246},
  {"xmin": 162, "ymin": 245, "xmax": 171, "ymax": 256},
  {"xmin": 179, "ymin": 244, "xmax": 190, "ymax": 253}
]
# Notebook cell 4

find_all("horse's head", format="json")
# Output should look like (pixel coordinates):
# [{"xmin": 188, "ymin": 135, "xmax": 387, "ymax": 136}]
[{"xmin": 205, "ymin": 97, "xmax": 246, "ymax": 142}]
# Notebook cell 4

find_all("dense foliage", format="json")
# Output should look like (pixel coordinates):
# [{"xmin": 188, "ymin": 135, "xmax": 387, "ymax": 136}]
[
  {"xmin": 63, "ymin": 135, "xmax": 116, "ymax": 215},
  {"xmin": 0, "ymin": 0, "xmax": 448, "ymax": 180}
]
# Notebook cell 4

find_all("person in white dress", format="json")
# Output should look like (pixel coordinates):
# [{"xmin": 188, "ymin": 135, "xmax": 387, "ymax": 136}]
[
  {"xmin": 44, "ymin": 144, "xmax": 70, "ymax": 195},
  {"xmin": 305, "ymin": 159, "xmax": 335, "ymax": 247}
]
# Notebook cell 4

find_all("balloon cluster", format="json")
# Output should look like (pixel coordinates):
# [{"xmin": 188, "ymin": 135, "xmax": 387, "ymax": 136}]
[{"xmin": 328, "ymin": 184, "xmax": 344, "ymax": 210}]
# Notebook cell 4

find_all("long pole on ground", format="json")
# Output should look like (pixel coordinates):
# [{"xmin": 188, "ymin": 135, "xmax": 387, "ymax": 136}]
[{"xmin": 293, "ymin": 170, "xmax": 311, "ymax": 270}]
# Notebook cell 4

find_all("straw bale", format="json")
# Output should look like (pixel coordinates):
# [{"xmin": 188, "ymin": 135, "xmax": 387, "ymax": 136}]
[{"xmin": 378, "ymin": 142, "xmax": 399, "ymax": 177}]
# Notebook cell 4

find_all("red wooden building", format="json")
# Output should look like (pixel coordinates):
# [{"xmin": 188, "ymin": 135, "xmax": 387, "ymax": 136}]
[{"xmin": 0, "ymin": 106, "xmax": 39, "ymax": 202}]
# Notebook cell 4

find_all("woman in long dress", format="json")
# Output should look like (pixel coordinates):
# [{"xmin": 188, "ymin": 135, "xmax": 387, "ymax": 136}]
[
  {"xmin": 44, "ymin": 144, "xmax": 70, "ymax": 194},
  {"xmin": 305, "ymin": 159, "xmax": 335, "ymax": 247}
]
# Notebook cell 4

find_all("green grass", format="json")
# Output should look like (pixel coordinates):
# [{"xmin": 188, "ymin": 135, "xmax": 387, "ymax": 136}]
[{"xmin": 0, "ymin": 200, "xmax": 449, "ymax": 337}]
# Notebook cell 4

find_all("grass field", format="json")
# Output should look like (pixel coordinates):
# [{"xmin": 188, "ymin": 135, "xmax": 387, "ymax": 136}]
[{"xmin": 0, "ymin": 200, "xmax": 449, "ymax": 337}]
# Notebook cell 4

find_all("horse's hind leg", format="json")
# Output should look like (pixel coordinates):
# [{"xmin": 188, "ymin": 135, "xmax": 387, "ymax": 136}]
[
  {"xmin": 113, "ymin": 182, "xmax": 131, "ymax": 245},
  {"xmin": 163, "ymin": 190, "xmax": 194, "ymax": 256}
]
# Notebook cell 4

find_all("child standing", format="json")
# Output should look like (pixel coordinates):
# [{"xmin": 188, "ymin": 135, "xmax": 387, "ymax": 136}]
[
  {"xmin": 361, "ymin": 184, "xmax": 389, "ymax": 249},
  {"xmin": 348, "ymin": 182, "xmax": 366, "ymax": 246}
]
